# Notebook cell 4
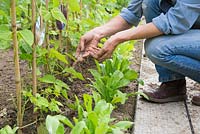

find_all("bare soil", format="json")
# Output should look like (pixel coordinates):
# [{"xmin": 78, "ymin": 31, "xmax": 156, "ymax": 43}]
[{"xmin": 0, "ymin": 41, "xmax": 143, "ymax": 133}]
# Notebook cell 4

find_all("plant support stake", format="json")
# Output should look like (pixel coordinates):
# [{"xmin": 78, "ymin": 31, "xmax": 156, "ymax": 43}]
[
  {"xmin": 11, "ymin": 0, "xmax": 23, "ymax": 133},
  {"xmin": 32, "ymin": 0, "xmax": 37, "ymax": 95}
]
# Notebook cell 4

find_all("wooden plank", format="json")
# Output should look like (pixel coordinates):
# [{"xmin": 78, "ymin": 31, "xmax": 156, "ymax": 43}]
[
  {"xmin": 186, "ymin": 79, "xmax": 200, "ymax": 134},
  {"xmin": 133, "ymin": 52, "xmax": 191, "ymax": 134}
]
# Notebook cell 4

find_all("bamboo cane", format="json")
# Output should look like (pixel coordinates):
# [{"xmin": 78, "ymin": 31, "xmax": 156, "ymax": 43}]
[
  {"xmin": 59, "ymin": 29, "xmax": 62, "ymax": 51},
  {"xmin": 11, "ymin": 0, "xmax": 22, "ymax": 133},
  {"xmin": 59, "ymin": 0, "xmax": 63, "ymax": 51},
  {"xmin": 65, "ymin": 3, "xmax": 70, "ymax": 64},
  {"xmin": 44, "ymin": 0, "xmax": 50, "ymax": 72},
  {"xmin": 80, "ymin": 0, "xmax": 82, "ymax": 19},
  {"xmin": 45, "ymin": 0, "xmax": 49, "ymax": 48},
  {"xmin": 31, "ymin": 0, "xmax": 37, "ymax": 96}
]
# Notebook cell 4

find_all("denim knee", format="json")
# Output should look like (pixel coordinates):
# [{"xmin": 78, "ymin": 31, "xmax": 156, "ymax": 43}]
[
  {"xmin": 142, "ymin": 0, "xmax": 161, "ymax": 23},
  {"xmin": 144, "ymin": 38, "xmax": 170, "ymax": 65}
]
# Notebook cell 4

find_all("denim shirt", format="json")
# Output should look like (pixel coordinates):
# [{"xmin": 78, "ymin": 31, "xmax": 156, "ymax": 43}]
[{"xmin": 120, "ymin": 0, "xmax": 200, "ymax": 34}]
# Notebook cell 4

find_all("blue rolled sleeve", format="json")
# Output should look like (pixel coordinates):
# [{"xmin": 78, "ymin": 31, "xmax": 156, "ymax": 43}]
[
  {"xmin": 153, "ymin": 0, "xmax": 200, "ymax": 34},
  {"xmin": 120, "ymin": 0, "xmax": 143, "ymax": 26}
]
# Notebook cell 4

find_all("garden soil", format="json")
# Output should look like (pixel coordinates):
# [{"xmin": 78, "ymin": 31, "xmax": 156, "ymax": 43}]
[{"xmin": 0, "ymin": 41, "xmax": 143, "ymax": 133}]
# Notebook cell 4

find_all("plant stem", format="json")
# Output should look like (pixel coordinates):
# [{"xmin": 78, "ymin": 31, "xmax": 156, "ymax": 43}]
[
  {"xmin": 80, "ymin": 0, "xmax": 82, "ymax": 19},
  {"xmin": 31, "ymin": 0, "xmax": 37, "ymax": 95},
  {"xmin": 31, "ymin": 0, "xmax": 38, "ymax": 122},
  {"xmin": 44, "ymin": 0, "xmax": 50, "ymax": 73},
  {"xmin": 59, "ymin": 29, "xmax": 62, "ymax": 51},
  {"xmin": 19, "ymin": 120, "xmax": 37, "ymax": 129},
  {"xmin": 65, "ymin": 3, "xmax": 70, "ymax": 64},
  {"xmin": 45, "ymin": 0, "xmax": 49, "ymax": 48},
  {"xmin": 11, "ymin": 0, "xmax": 23, "ymax": 133}
]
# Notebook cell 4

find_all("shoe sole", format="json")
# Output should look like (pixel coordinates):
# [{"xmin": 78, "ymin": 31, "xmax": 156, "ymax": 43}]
[
  {"xmin": 191, "ymin": 100, "xmax": 200, "ymax": 106},
  {"xmin": 142, "ymin": 95, "xmax": 187, "ymax": 103}
]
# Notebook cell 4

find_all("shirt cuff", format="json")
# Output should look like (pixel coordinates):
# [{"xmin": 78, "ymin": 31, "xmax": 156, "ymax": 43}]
[
  {"xmin": 152, "ymin": 13, "xmax": 171, "ymax": 35},
  {"xmin": 120, "ymin": 8, "xmax": 141, "ymax": 26}
]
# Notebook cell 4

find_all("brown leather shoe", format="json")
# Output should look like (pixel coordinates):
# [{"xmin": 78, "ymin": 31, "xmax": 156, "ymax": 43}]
[
  {"xmin": 142, "ymin": 79, "xmax": 187, "ymax": 103},
  {"xmin": 191, "ymin": 94, "xmax": 200, "ymax": 106}
]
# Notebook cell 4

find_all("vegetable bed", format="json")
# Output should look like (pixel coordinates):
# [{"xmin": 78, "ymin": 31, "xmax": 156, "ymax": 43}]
[
  {"xmin": 0, "ymin": 0, "xmax": 143, "ymax": 133},
  {"xmin": 0, "ymin": 42, "xmax": 142, "ymax": 133}
]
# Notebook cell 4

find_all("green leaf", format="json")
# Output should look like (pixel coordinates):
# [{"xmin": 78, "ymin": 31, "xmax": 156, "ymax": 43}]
[
  {"xmin": 51, "ymin": 8, "xmax": 66, "ymax": 24},
  {"xmin": 20, "ymin": 42, "xmax": 32, "ymax": 54},
  {"xmin": 0, "ymin": 29, "xmax": 11, "ymax": 50},
  {"xmin": 46, "ymin": 115, "xmax": 60, "ymax": 134},
  {"xmin": 55, "ymin": 79, "xmax": 69, "ymax": 89},
  {"xmin": 109, "ymin": 70, "xmax": 124, "ymax": 88},
  {"xmin": 89, "ymin": 69, "xmax": 101, "ymax": 80},
  {"xmin": 71, "ymin": 121, "xmax": 86, "ymax": 134},
  {"xmin": 63, "ymin": 67, "xmax": 84, "ymax": 80},
  {"xmin": 114, "ymin": 121, "xmax": 133, "ymax": 130},
  {"xmin": 115, "ymin": 78, "xmax": 130, "ymax": 89},
  {"xmin": 111, "ymin": 91, "xmax": 127, "ymax": 104},
  {"xmin": 18, "ymin": 29, "xmax": 34, "ymax": 46},
  {"xmin": 56, "ymin": 124, "xmax": 65, "ymax": 134},
  {"xmin": 68, "ymin": 0, "xmax": 80, "ymax": 12},
  {"xmin": 39, "ymin": 75, "xmax": 56, "ymax": 84},
  {"xmin": 137, "ymin": 79, "xmax": 144, "ymax": 85},
  {"xmin": 54, "ymin": 85, "xmax": 61, "ymax": 97},
  {"xmin": 0, "ymin": 24, "xmax": 9, "ymax": 31},
  {"xmin": 61, "ymin": 89, "xmax": 68, "ymax": 100},
  {"xmin": 94, "ymin": 100, "xmax": 114, "ymax": 116},
  {"xmin": 77, "ymin": 104, "xmax": 84, "ymax": 121},
  {"xmin": 83, "ymin": 94, "xmax": 92, "ymax": 112},
  {"xmin": 74, "ymin": 95, "xmax": 84, "ymax": 121},
  {"xmin": 114, "ymin": 42, "xmax": 134, "ymax": 58},
  {"xmin": 0, "ymin": 125, "xmax": 18, "ymax": 134},
  {"xmin": 135, "ymin": 91, "xmax": 149, "ymax": 100},
  {"xmin": 105, "ymin": 59, "xmax": 113, "ymax": 75},
  {"xmin": 0, "ymin": 29, "xmax": 11, "ymax": 40},
  {"xmin": 92, "ymin": 91, "xmax": 101, "ymax": 104},
  {"xmin": 37, "ymin": 96, "xmax": 49, "ymax": 107},
  {"xmin": 124, "ymin": 70, "xmax": 138, "ymax": 81},
  {"xmin": 112, "ymin": 128, "xmax": 124, "ymax": 134},
  {"xmin": 95, "ymin": 60, "xmax": 101, "ymax": 74},
  {"xmin": 95, "ymin": 123, "xmax": 109, "ymax": 134},
  {"xmin": 120, "ymin": 59, "xmax": 129, "ymax": 72},
  {"xmin": 53, "ymin": 0, "xmax": 60, "ymax": 7},
  {"xmin": 49, "ymin": 49, "xmax": 68, "ymax": 64},
  {"xmin": 42, "ymin": 8, "xmax": 51, "ymax": 21},
  {"xmin": 0, "ymin": 40, "xmax": 11, "ymax": 50},
  {"xmin": 88, "ymin": 112, "xmax": 98, "ymax": 129},
  {"xmin": 49, "ymin": 99, "xmax": 62, "ymax": 112},
  {"xmin": 56, "ymin": 115, "xmax": 74, "ymax": 128}
]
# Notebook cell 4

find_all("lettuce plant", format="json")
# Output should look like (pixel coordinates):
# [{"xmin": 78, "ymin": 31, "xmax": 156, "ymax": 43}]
[
  {"xmin": 0, "ymin": 125, "xmax": 18, "ymax": 134},
  {"xmin": 89, "ymin": 54, "xmax": 138, "ymax": 104},
  {"xmin": 45, "ymin": 94, "xmax": 133, "ymax": 134}
]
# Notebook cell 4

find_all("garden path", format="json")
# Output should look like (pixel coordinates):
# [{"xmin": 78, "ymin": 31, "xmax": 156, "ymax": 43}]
[{"xmin": 133, "ymin": 47, "xmax": 200, "ymax": 134}]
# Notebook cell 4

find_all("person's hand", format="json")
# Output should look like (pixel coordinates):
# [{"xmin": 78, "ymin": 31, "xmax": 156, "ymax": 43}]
[
  {"xmin": 91, "ymin": 35, "xmax": 121, "ymax": 61},
  {"xmin": 76, "ymin": 28, "xmax": 103, "ymax": 59}
]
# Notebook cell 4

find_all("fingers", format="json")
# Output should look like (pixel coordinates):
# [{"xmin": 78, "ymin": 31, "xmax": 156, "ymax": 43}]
[
  {"xmin": 92, "ymin": 40, "xmax": 116, "ymax": 61},
  {"xmin": 90, "ymin": 48, "xmax": 108, "ymax": 61},
  {"xmin": 80, "ymin": 37, "xmax": 85, "ymax": 51},
  {"xmin": 88, "ymin": 46, "xmax": 100, "ymax": 54},
  {"xmin": 76, "ymin": 37, "xmax": 85, "ymax": 56},
  {"xmin": 98, "ymin": 53, "xmax": 111, "ymax": 62},
  {"xmin": 76, "ymin": 37, "xmax": 98, "ymax": 58},
  {"xmin": 76, "ymin": 45, "xmax": 101, "ymax": 61},
  {"xmin": 75, "ymin": 45, "xmax": 81, "ymax": 58}
]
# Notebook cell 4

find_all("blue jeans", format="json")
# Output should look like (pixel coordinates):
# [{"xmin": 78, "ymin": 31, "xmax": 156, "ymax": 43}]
[{"xmin": 142, "ymin": 0, "xmax": 200, "ymax": 83}]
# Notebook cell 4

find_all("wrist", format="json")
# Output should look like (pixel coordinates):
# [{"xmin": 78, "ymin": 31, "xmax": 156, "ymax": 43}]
[
  {"xmin": 113, "ymin": 32, "xmax": 128, "ymax": 44},
  {"xmin": 92, "ymin": 27, "xmax": 106, "ymax": 39}
]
